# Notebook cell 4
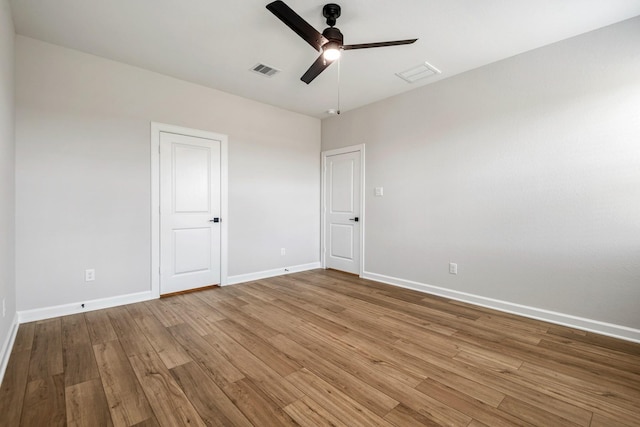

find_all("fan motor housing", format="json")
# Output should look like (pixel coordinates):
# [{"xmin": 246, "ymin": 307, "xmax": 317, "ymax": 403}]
[{"xmin": 322, "ymin": 26, "xmax": 343, "ymax": 44}]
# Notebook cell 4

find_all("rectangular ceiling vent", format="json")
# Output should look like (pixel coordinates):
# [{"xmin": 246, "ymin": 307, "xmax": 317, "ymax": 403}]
[
  {"xmin": 396, "ymin": 62, "xmax": 441, "ymax": 83},
  {"xmin": 251, "ymin": 63, "xmax": 281, "ymax": 78}
]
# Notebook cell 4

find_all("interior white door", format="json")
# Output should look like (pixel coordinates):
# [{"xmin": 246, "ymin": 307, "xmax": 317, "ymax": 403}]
[
  {"xmin": 160, "ymin": 132, "xmax": 221, "ymax": 295},
  {"xmin": 325, "ymin": 150, "xmax": 361, "ymax": 274}
]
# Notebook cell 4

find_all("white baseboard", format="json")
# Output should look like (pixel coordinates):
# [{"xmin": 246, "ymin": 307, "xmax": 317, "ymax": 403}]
[
  {"xmin": 17, "ymin": 291, "xmax": 156, "ymax": 324},
  {"xmin": 0, "ymin": 312, "xmax": 20, "ymax": 386},
  {"xmin": 362, "ymin": 271, "xmax": 640, "ymax": 344},
  {"xmin": 227, "ymin": 262, "xmax": 322, "ymax": 286}
]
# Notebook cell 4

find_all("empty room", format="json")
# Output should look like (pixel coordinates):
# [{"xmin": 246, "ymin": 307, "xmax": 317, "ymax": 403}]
[{"xmin": 1, "ymin": 0, "xmax": 639, "ymax": 426}]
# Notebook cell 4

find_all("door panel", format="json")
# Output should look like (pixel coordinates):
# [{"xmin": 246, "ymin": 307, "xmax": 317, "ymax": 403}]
[
  {"xmin": 173, "ymin": 145, "xmax": 211, "ymax": 212},
  {"xmin": 160, "ymin": 132, "xmax": 221, "ymax": 294},
  {"xmin": 325, "ymin": 150, "xmax": 361, "ymax": 274},
  {"xmin": 173, "ymin": 228, "xmax": 211, "ymax": 274},
  {"xmin": 330, "ymin": 160, "xmax": 355, "ymax": 212},
  {"xmin": 329, "ymin": 224, "xmax": 354, "ymax": 259}
]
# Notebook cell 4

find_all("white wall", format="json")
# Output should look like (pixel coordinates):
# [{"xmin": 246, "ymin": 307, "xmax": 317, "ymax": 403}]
[
  {"xmin": 322, "ymin": 17, "xmax": 640, "ymax": 332},
  {"xmin": 0, "ymin": 0, "xmax": 16, "ymax": 367},
  {"xmin": 15, "ymin": 36, "xmax": 320, "ymax": 312}
]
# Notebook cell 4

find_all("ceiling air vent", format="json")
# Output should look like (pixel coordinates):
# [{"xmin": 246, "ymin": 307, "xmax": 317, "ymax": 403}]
[
  {"xmin": 396, "ymin": 62, "xmax": 441, "ymax": 83},
  {"xmin": 251, "ymin": 63, "xmax": 281, "ymax": 77}
]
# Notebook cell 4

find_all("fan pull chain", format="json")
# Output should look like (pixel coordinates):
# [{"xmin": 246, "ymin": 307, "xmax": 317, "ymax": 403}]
[{"xmin": 337, "ymin": 57, "xmax": 341, "ymax": 115}]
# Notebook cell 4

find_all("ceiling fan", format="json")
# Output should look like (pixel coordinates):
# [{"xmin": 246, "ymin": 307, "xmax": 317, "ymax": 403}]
[{"xmin": 266, "ymin": 1, "xmax": 418, "ymax": 84}]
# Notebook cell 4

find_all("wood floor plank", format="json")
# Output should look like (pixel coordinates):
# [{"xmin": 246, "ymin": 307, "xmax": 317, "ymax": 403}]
[
  {"xmin": 127, "ymin": 349, "xmax": 206, "ymax": 427},
  {"xmin": 286, "ymin": 331, "xmax": 472, "ymax": 426},
  {"xmin": 267, "ymin": 295, "xmax": 351, "ymax": 336},
  {"xmin": 264, "ymin": 275, "xmax": 348, "ymax": 313},
  {"xmin": 379, "ymin": 311, "xmax": 458, "ymax": 337},
  {"xmin": 455, "ymin": 328, "xmax": 640, "ymax": 393},
  {"xmin": 333, "ymin": 329, "xmax": 435, "ymax": 381},
  {"xmin": 215, "ymin": 317, "xmax": 303, "ymax": 377},
  {"xmin": 195, "ymin": 294, "xmax": 281, "ymax": 338},
  {"xmin": 383, "ymin": 403, "xmax": 443, "ymax": 427},
  {"xmin": 143, "ymin": 300, "xmax": 184, "ymax": 328},
  {"xmin": 62, "ymin": 314, "xmax": 100, "ymax": 387},
  {"xmin": 167, "ymin": 322, "xmax": 245, "ymax": 387},
  {"xmin": 589, "ymin": 412, "xmax": 630, "ymax": 427},
  {"xmin": 283, "ymin": 395, "xmax": 350, "ymax": 427},
  {"xmin": 515, "ymin": 361, "xmax": 640, "ymax": 424},
  {"xmin": 129, "ymin": 418, "xmax": 160, "ymax": 427},
  {"xmin": 3, "ymin": 269, "xmax": 639, "ymax": 426},
  {"xmin": 519, "ymin": 358, "xmax": 640, "ymax": 405},
  {"xmin": 269, "ymin": 333, "xmax": 399, "ymax": 417},
  {"xmin": 0, "ymin": 349, "xmax": 31, "ymax": 426},
  {"xmin": 20, "ymin": 373, "xmax": 66, "ymax": 426},
  {"xmin": 126, "ymin": 303, "xmax": 192, "ymax": 369},
  {"xmin": 537, "ymin": 337, "xmax": 640, "ymax": 374},
  {"xmin": 394, "ymin": 336, "xmax": 595, "ymax": 426},
  {"xmin": 65, "ymin": 378, "xmax": 113, "ymax": 426},
  {"xmin": 61, "ymin": 314, "xmax": 92, "ymax": 348},
  {"xmin": 93, "ymin": 340, "xmax": 156, "ymax": 426},
  {"xmin": 161, "ymin": 293, "xmax": 224, "ymax": 335},
  {"xmin": 11, "ymin": 322, "xmax": 36, "ymax": 354},
  {"xmin": 504, "ymin": 337, "xmax": 640, "ymax": 392},
  {"xmin": 292, "ymin": 321, "xmax": 424, "ymax": 389},
  {"xmin": 108, "ymin": 307, "xmax": 156, "ymax": 358},
  {"xmin": 453, "ymin": 349, "xmax": 523, "ymax": 372},
  {"xmin": 84, "ymin": 309, "xmax": 118, "ymax": 345},
  {"xmin": 222, "ymin": 377, "xmax": 300, "ymax": 426},
  {"xmin": 202, "ymin": 322, "xmax": 304, "ymax": 407},
  {"xmin": 285, "ymin": 368, "xmax": 395, "ymax": 427},
  {"xmin": 236, "ymin": 296, "xmax": 308, "ymax": 334},
  {"xmin": 424, "ymin": 367, "xmax": 506, "ymax": 408},
  {"xmin": 170, "ymin": 361, "xmax": 253, "ymax": 427},
  {"xmin": 547, "ymin": 326, "xmax": 640, "ymax": 355},
  {"xmin": 266, "ymin": 283, "xmax": 400, "ymax": 344},
  {"xmin": 28, "ymin": 319, "xmax": 63, "ymax": 382},
  {"xmin": 416, "ymin": 378, "xmax": 539, "ymax": 427},
  {"xmin": 497, "ymin": 395, "xmax": 584, "ymax": 427},
  {"xmin": 63, "ymin": 343, "xmax": 100, "ymax": 387}
]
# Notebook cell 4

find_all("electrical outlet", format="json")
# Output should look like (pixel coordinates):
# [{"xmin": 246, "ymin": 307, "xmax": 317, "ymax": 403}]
[
  {"xmin": 85, "ymin": 269, "xmax": 95, "ymax": 282},
  {"xmin": 449, "ymin": 262, "xmax": 458, "ymax": 275},
  {"xmin": 281, "ymin": 248, "xmax": 286, "ymax": 256}
]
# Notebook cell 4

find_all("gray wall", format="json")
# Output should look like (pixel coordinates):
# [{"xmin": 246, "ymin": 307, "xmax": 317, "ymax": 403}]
[
  {"xmin": 15, "ymin": 36, "xmax": 321, "ymax": 311},
  {"xmin": 322, "ymin": 17, "xmax": 640, "ymax": 330},
  {"xmin": 0, "ymin": 0, "xmax": 16, "ymax": 361}
]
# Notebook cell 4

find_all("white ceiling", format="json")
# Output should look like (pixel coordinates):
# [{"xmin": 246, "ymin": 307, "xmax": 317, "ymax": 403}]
[{"xmin": 10, "ymin": 0, "xmax": 640, "ymax": 118}]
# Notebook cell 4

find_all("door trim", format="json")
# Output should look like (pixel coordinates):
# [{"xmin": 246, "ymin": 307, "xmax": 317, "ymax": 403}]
[
  {"xmin": 151, "ymin": 122, "xmax": 228, "ymax": 298},
  {"xmin": 321, "ymin": 144, "xmax": 365, "ymax": 276}
]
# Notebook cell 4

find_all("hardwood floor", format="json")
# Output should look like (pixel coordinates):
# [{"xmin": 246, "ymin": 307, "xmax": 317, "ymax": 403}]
[{"xmin": 1, "ymin": 269, "xmax": 639, "ymax": 426}]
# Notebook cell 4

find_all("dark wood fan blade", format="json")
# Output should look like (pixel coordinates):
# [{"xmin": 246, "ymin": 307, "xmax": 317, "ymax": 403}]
[
  {"xmin": 301, "ymin": 54, "xmax": 334, "ymax": 84},
  {"xmin": 266, "ymin": 1, "xmax": 328, "ymax": 51},
  {"xmin": 343, "ymin": 38, "xmax": 418, "ymax": 50}
]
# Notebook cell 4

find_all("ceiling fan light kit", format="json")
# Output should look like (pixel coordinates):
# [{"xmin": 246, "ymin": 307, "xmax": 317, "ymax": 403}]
[
  {"xmin": 266, "ymin": 0, "xmax": 418, "ymax": 84},
  {"xmin": 322, "ymin": 42, "xmax": 341, "ymax": 61}
]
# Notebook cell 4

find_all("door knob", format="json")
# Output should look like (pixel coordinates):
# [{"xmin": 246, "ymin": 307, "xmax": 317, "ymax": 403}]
[
  {"xmin": 349, "ymin": 217, "xmax": 359, "ymax": 222},
  {"xmin": 209, "ymin": 217, "xmax": 220, "ymax": 223}
]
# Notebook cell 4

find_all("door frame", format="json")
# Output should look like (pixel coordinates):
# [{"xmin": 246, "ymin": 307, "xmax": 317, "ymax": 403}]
[
  {"xmin": 151, "ymin": 122, "xmax": 228, "ymax": 298},
  {"xmin": 321, "ymin": 144, "xmax": 365, "ymax": 276}
]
